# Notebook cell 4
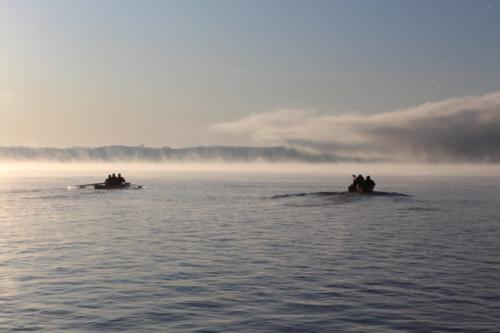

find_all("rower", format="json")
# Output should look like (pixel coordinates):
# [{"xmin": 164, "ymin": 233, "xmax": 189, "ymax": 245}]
[
  {"xmin": 364, "ymin": 176, "xmax": 376, "ymax": 193},
  {"xmin": 355, "ymin": 174, "xmax": 364, "ymax": 192},
  {"xmin": 348, "ymin": 174, "xmax": 357, "ymax": 192},
  {"xmin": 117, "ymin": 173, "xmax": 125, "ymax": 184},
  {"xmin": 110, "ymin": 173, "xmax": 117, "ymax": 185}
]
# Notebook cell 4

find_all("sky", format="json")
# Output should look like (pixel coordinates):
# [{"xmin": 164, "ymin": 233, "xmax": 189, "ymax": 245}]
[{"xmin": 1, "ymin": 0, "xmax": 499, "ymax": 155}]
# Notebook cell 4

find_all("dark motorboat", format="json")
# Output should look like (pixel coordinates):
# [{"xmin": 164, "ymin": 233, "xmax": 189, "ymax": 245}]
[
  {"xmin": 348, "ymin": 175, "xmax": 376, "ymax": 193},
  {"xmin": 349, "ymin": 187, "xmax": 373, "ymax": 194},
  {"xmin": 94, "ymin": 182, "xmax": 133, "ymax": 190}
]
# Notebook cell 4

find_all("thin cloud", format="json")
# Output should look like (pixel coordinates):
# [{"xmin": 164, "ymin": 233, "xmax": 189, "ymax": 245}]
[{"xmin": 212, "ymin": 91, "xmax": 500, "ymax": 163}]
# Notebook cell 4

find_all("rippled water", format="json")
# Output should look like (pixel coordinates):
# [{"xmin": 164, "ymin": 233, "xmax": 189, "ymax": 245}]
[{"xmin": 1, "ymin": 172, "xmax": 499, "ymax": 332}]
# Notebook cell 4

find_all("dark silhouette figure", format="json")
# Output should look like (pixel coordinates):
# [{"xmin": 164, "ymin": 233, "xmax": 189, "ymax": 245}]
[
  {"xmin": 109, "ymin": 173, "xmax": 117, "ymax": 186},
  {"xmin": 355, "ymin": 174, "xmax": 364, "ymax": 192},
  {"xmin": 348, "ymin": 174, "xmax": 376, "ymax": 193},
  {"xmin": 363, "ymin": 176, "xmax": 376, "ymax": 193},
  {"xmin": 117, "ymin": 173, "xmax": 125, "ymax": 184},
  {"xmin": 348, "ymin": 174, "xmax": 357, "ymax": 192},
  {"xmin": 91, "ymin": 173, "xmax": 139, "ymax": 189}
]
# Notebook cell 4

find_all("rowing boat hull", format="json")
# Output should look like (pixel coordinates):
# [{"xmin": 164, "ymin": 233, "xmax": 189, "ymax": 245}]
[{"xmin": 94, "ymin": 182, "xmax": 131, "ymax": 190}]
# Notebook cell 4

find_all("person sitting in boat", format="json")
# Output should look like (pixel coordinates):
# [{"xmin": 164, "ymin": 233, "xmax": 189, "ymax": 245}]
[
  {"xmin": 348, "ymin": 174, "xmax": 357, "ymax": 192},
  {"xmin": 104, "ymin": 174, "xmax": 112, "ymax": 185},
  {"xmin": 355, "ymin": 174, "xmax": 365, "ymax": 192},
  {"xmin": 362, "ymin": 175, "xmax": 376, "ymax": 193},
  {"xmin": 117, "ymin": 173, "xmax": 125, "ymax": 184},
  {"xmin": 109, "ymin": 173, "xmax": 117, "ymax": 186}
]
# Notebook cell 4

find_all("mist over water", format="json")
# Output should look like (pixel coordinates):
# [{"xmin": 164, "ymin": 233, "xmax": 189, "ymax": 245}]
[
  {"xmin": 0, "ymin": 146, "xmax": 340, "ymax": 163},
  {"xmin": 1, "ymin": 167, "xmax": 500, "ymax": 332},
  {"xmin": 2, "ymin": 161, "xmax": 500, "ymax": 177}
]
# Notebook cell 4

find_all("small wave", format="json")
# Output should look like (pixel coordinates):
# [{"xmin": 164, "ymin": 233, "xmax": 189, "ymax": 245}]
[
  {"xmin": 370, "ymin": 191, "xmax": 410, "ymax": 197},
  {"xmin": 7, "ymin": 189, "xmax": 42, "ymax": 194},
  {"xmin": 398, "ymin": 206, "xmax": 439, "ymax": 212},
  {"xmin": 35, "ymin": 195, "xmax": 70, "ymax": 200},
  {"xmin": 272, "ymin": 191, "xmax": 409, "ymax": 199},
  {"xmin": 272, "ymin": 191, "xmax": 342, "ymax": 199}
]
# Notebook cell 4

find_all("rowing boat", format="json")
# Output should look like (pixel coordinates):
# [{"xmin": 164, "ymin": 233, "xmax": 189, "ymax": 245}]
[{"xmin": 74, "ymin": 182, "xmax": 142, "ymax": 190}]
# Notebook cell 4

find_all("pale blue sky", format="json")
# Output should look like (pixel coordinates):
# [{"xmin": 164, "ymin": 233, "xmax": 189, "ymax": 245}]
[{"xmin": 0, "ymin": 0, "xmax": 499, "ymax": 147}]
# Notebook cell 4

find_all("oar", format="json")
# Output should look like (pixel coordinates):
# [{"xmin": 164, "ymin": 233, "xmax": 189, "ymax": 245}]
[
  {"xmin": 74, "ymin": 183, "xmax": 104, "ymax": 188},
  {"xmin": 129, "ymin": 183, "xmax": 143, "ymax": 189}
]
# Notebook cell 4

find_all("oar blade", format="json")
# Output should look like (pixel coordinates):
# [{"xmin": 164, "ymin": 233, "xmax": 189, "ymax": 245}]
[{"xmin": 74, "ymin": 183, "xmax": 104, "ymax": 188}]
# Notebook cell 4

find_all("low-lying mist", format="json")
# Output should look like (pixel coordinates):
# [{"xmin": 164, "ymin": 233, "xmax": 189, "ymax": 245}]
[
  {"xmin": 0, "ymin": 146, "xmax": 343, "ymax": 163},
  {"xmin": 1, "ymin": 161, "xmax": 499, "ymax": 178}
]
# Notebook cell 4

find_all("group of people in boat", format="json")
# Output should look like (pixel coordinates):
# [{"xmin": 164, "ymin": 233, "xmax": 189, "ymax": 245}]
[
  {"xmin": 104, "ymin": 173, "xmax": 127, "ymax": 186},
  {"xmin": 348, "ymin": 174, "xmax": 376, "ymax": 193}
]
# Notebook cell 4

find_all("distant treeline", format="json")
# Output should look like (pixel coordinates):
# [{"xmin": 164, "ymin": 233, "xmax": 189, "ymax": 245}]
[{"xmin": 0, "ymin": 145, "xmax": 346, "ymax": 163}]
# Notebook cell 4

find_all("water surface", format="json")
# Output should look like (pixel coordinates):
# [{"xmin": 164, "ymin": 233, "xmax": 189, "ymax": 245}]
[{"xmin": 1, "ymin": 173, "xmax": 499, "ymax": 332}]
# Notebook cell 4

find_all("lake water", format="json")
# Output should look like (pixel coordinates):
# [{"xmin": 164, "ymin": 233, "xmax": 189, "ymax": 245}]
[{"xmin": 1, "ymin": 172, "xmax": 499, "ymax": 332}]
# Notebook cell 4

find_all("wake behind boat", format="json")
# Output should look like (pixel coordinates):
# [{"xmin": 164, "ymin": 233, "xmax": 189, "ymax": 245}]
[
  {"xmin": 272, "ymin": 191, "xmax": 409, "ymax": 199},
  {"xmin": 272, "ymin": 174, "xmax": 408, "ymax": 199}
]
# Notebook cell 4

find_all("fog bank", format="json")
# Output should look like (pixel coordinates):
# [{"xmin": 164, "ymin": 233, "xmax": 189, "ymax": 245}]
[
  {"xmin": 214, "ymin": 91, "xmax": 500, "ymax": 163},
  {"xmin": 0, "ymin": 145, "xmax": 343, "ymax": 163}
]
